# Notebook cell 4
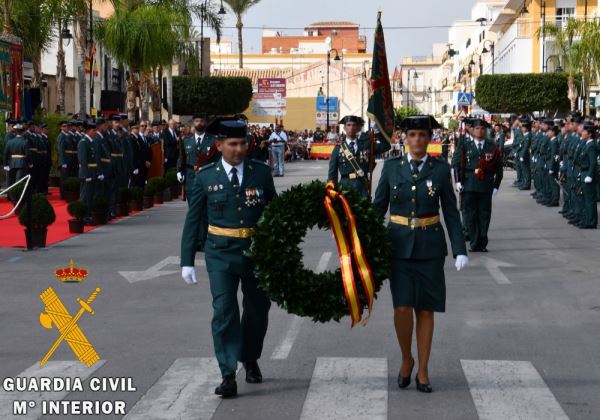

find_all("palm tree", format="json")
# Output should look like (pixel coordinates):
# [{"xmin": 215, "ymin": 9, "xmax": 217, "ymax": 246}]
[
  {"xmin": 7, "ymin": 0, "xmax": 54, "ymax": 90},
  {"xmin": 224, "ymin": 0, "xmax": 261, "ymax": 69},
  {"xmin": 96, "ymin": 0, "xmax": 193, "ymax": 119},
  {"xmin": 539, "ymin": 20, "xmax": 582, "ymax": 112},
  {"xmin": 2, "ymin": 0, "xmax": 13, "ymax": 33}
]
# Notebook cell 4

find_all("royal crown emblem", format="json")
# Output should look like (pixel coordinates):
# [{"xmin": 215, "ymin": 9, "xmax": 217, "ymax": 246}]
[{"xmin": 54, "ymin": 259, "xmax": 89, "ymax": 283}]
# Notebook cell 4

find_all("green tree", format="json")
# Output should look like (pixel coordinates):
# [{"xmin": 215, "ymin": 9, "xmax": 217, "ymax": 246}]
[
  {"xmin": 223, "ymin": 0, "xmax": 261, "ymax": 69},
  {"xmin": 394, "ymin": 106, "xmax": 421, "ymax": 123}
]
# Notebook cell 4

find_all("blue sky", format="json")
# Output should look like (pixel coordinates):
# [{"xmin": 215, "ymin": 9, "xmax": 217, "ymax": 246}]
[{"xmin": 206, "ymin": 0, "xmax": 479, "ymax": 67}]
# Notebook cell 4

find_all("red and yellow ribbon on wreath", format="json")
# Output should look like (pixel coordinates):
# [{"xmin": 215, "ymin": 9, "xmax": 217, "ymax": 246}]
[{"xmin": 324, "ymin": 182, "xmax": 376, "ymax": 327}]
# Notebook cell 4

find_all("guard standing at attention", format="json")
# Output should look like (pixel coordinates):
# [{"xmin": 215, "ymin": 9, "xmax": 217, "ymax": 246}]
[
  {"xmin": 454, "ymin": 118, "xmax": 503, "ymax": 252},
  {"xmin": 328, "ymin": 115, "xmax": 391, "ymax": 197},
  {"xmin": 180, "ymin": 119, "xmax": 276, "ymax": 398},
  {"xmin": 78, "ymin": 121, "xmax": 99, "ymax": 224},
  {"xmin": 373, "ymin": 115, "xmax": 468, "ymax": 393}
]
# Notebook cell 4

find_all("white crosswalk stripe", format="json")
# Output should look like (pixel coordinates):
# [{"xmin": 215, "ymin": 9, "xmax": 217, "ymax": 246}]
[
  {"xmin": 300, "ymin": 357, "xmax": 388, "ymax": 420},
  {"xmin": 461, "ymin": 359, "xmax": 569, "ymax": 420},
  {"xmin": 0, "ymin": 360, "xmax": 105, "ymax": 420},
  {"xmin": 124, "ymin": 358, "xmax": 223, "ymax": 420}
]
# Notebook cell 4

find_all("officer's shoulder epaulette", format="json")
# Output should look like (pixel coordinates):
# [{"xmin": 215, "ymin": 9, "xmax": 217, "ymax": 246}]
[
  {"xmin": 386, "ymin": 155, "xmax": 402, "ymax": 161},
  {"xmin": 199, "ymin": 162, "xmax": 216, "ymax": 172},
  {"xmin": 250, "ymin": 158, "xmax": 269, "ymax": 167},
  {"xmin": 430, "ymin": 155, "xmax": 450, "ymax": 168}
]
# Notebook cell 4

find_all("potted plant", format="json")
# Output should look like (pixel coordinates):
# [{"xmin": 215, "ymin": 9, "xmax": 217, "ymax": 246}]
[
  {"xmin": 66, "ymin": 200, "xmax": 88, "ymax": 233},
  {"xmin": 117, "ymin": 188, "xmax": 131, "ymax": 216},
  {"xmin": 165, "ymin": 169, "xmax": 180, "ymax": 200},
  {"xmin": 130, "ymin": 186, "xmax": 144, "ymax": 211},
  {"xmin": 148, "ymin": 177, "xmax": 166, "ymax": 204},
  {"xmin": 18, "ymin": 193, "xmax": 56, "ymax": 248},
  {"xmin": 63, "ymin": 177, "xmax": 80, "ymax": 202},
  {"xmin": 143, "ymin": 183, "xmax": 155, "ymax": 208},
  {"xmin": 91, "ymin": 197, "xmax": 109, "ymax": 225}
]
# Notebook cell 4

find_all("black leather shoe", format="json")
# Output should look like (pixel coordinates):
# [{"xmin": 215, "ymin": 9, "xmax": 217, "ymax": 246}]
[
  {"xmin": 215, "ymin": 375, "xmax": 237, "ymax": 397},
  {"xmin": 415, "ymin": 374, "xmax": 433, "ymax": 393},
  {"xmin": 244, "ymin": 361, "xmax": 263, "ymax": 384},
  {"xmin": 397, "ymin": 358, "xmax": 415, "ymax": 389}
]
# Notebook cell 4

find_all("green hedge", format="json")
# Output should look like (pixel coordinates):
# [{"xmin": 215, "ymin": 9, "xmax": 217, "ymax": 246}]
[
  {"xmin": 475, "ymin": 73, "xmax": 571, "ymax": 114},
  {"xmin": 172, "ymin": 76, "xmax": 253, "ymax": 116},
  {"xmin": 19, "ymin": 193, "xmax": 56, "ymax": 227}
]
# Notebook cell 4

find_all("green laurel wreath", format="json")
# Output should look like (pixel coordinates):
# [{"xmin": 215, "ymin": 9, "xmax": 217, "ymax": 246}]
[{"xmin": 248, "ymin": 180, "xmax": 392, "ymax": 323}]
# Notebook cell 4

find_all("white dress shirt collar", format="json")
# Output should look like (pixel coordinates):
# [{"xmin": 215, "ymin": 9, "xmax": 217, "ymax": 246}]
[
  {"xmin": 221, "ymin": 158, "xmax": 244, "ymax": 184},
  {"xmin": 406, "ymin": 152, "xmax": 427, "ymax": 171}
]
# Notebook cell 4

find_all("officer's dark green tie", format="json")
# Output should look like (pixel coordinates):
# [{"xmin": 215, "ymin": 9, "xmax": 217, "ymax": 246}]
[
  {"xmin": 349, "ymin": 141, "xmax": 356, "ymax": 153},
  {"xmin": 230, "ymin": 167, "xmax": 240, "ymax": 189},
  {"xmin": 410, "ymin": 159, "xmax": 422, "ymax": 176},
  {"xmin": 478, "ymin": 142, "xmax": 483, "ymax": 155}
]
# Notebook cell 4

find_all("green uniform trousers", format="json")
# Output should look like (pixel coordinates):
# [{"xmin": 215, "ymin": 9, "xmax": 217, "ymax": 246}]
[
  {"xmin": 463, "ymin": 191, "xmax": 492, "ymax": 250},
  {"xmin": 208, "ymin": 269, "xmax": 271, "ymax": 378}
]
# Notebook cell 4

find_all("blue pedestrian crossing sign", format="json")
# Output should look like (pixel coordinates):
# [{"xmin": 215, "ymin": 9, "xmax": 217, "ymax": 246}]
[{"xmin": 457, "ymin": 92, "xmax": 472, "ymax": 107}]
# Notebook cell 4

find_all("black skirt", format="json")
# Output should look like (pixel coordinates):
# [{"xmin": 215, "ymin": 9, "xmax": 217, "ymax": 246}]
[{"xmin": 389, "ymin": 257, "xmax": 446, "ymax": 312}]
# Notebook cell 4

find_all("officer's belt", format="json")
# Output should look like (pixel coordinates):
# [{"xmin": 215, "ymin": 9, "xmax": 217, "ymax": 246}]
[
  {"xmin": 100, "ymin": 158, "xmax": 111, "ymax": 163},
  {"xmin": 390, "ymin": 214, "xmax": 440, "ymax": 228},
  {"xmin": 11, "ymin": 154, "xmax": 26, "ymax": 158},
  {"xmin": 65, "ymin": 150, "xmax": 78, "ymax": 154},
  {"xmin": 29, "ymin": 148, "xmax": 38, "ymax": 152},
  {"xmin": 87, "ymin": 163, "xmax": 98, "ymax": 168},
  {"xmin": 341, "ymin": 173, "xmax": 359, "ymax": 180},
  {"xmin": 111, "ymin": 153, "xmax": 124, "ymax": 157},
  {"xmin": 208, "ymin": 225, "xmax": 255, "ymax": 238}
]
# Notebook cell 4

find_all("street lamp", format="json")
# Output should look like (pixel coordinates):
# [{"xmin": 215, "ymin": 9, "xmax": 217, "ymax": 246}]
[
  {"xmin": 520, "ymin": 1, "xmax": 529, "ymax": 14},
  {"xmin": 406, "ymin": 68, "xmax": 418, "ymax": 108},
  {"xmin": 326, "ymin": 48, "xmax": 341, "ymax": 130},
  {"xmin": 481, "ymin": 40, "xmax": 495, "ymax": 74},
  {"xmin": 200, "ymin": 0, "xmax": 226, "ymax": 77},
  {"xmin": 545, "ymin": 55, "xmax": 562, "ymax": 73}
]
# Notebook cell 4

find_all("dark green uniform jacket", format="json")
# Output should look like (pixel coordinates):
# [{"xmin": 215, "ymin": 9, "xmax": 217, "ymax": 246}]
[
  {"xmin": 373, "ymin": 155, "xmax": 466, "ymax": 259},
  {"xmin": 180, "ymin": 158, "xmax": 276, "ymax": 269}
]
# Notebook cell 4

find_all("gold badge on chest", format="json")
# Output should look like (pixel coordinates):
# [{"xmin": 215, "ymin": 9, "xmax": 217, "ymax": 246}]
[
  {"xmin": 245, "ymin": 187, "xmax": 263, "ymax": 206},
  {"xmin": 427, "ymin": 179, "xmax": 436, "ymax": 197}
]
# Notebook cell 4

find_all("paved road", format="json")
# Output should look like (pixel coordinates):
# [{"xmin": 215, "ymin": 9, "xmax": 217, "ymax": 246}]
[{"xmin": 1, "ymin": 160, "xmax": 599, "ymax": 420}]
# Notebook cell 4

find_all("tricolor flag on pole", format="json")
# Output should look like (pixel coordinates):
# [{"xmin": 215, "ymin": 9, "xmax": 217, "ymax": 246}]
[{"xmin": 366, "ymin": 11, "xmax": 394, "ymax": 143}]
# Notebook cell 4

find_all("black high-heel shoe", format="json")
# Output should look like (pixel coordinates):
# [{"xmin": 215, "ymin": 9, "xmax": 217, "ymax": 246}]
[
  {"xmin": 415, "ymin": 374, "xmax": 433, "ymax": 393},
  {"xmin": 397, "ymin": 358, "xmax": 415, "ymax": 389}
]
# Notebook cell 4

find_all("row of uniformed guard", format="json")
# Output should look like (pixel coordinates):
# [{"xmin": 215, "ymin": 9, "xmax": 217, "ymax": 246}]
[
  {"xmin": 510, "ymin": 114, "xmax": 598, "ymax": 229},
  {"xmin": 3, "ymin": 120, "xmax": 52, "ymax": 195}
]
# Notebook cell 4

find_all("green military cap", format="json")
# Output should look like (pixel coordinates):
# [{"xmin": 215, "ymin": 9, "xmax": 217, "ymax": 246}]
[
  {"xmin": 470, "ymin": 118, "xmax": 489, "ymax": 128},
  {"xmin": 207, "ymin": 118, "xmax": 247, "ymax": 138},
  {"xmin": 339, "ymin": 115, "xmax": 365, "ymax": 126},
  {"xmin": 399, "ymin": 115, "xmax": 441, "ymax": 131}
]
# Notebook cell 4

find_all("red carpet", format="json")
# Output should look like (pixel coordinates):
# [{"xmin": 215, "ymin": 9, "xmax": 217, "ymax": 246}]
[{"xmin": 0, "ymin": 187, "xmax": 147, "ymax": 248}]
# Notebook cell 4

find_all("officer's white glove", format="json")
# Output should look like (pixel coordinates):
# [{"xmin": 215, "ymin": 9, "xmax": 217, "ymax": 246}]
[
  {"xmin": 455, "ymin": 255, "xmax": 469, "ymax": 271},
  {"xmin": 455, "ymin": 182, "xmax": 464, "ymax": 192},
  {"xmin": 584, "ymin": 176, "xmax": 592, "ymax": 184},
  {"xmin": 85, "ymin": 177, "xmax": 92, "ymax": 182},
  {"xmin": 181, "ymin": 266, "xmax": 197, "ymax": 285},
  {"xmin": 3, "ymin": 165, "xmax": 8, "ymax": 171},
  {"xmin": 560, "ymin": 162, "xmax": 564, "ymax": 168},
  {"xmin": 549, "ymin": 170, "xmax": 554, "ymax": 175},
  {"xmin": 177, "ymin": 172, "xmax": 184, "ymax": 183},
  {"xmin": 164, "ymin": 158, "xmax": 168, "ymax": 163},
  {"xmin": 61, "ymin": 164, "xmax": 67, "ymax": 168},
  {"xmin": 97, "ymin": 174, "xmax": 105, "ymax": 181},
  {"xmin": 492, "ymin": 188, "xmax": 498, "ymax": 197},
  {"xmin": 133, "ymin": 168, "xmax": 139, "ymax": 175},
  {"xmin": 519, "ymin": 157, "xmax": 524, "ymax": 162}
]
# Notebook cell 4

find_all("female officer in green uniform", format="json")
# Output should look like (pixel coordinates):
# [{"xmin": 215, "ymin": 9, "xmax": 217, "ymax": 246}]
[{"xmin": 373, "ymin": 115, "xmax": 468, "ymax": 393}]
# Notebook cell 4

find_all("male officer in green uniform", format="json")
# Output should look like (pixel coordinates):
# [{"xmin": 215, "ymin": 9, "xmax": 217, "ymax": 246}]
[
  {"xmin": 328, "ymin": 115, "xmax": 390, "ymax": 197},
  {"xmin": 57, "ymin": 121, "xmax": 77, "ymax": 199},
  {"xmin": 108, "ymin": 116, "xmax": 128, "ymax": 210},
  {"xmin": 180, "ymin": 119, "xmax": 276, "ymax": 398},
  {"xmin": 511, "ymin": 118, "xmax": 523, "ymax": 187},
  {"xmin": 454, "ymin": 118, "xmax": 503, "ymax": 252},
  {"xmin": 535, "ymin": 120, "xmax": 552, "ymax": 204},
  {"xmin": 566, "ymin": 120, "xmax": 585, "ymax": 224},
  {"xmin": 545, "ymin": 125, "xmax": 561, "ymax": 207},
  {"xmin": 517, "ymin": 119, "xmax": 532, "ymax": 190},
  {"xmin": 38, "ymin": 123, "xmax": 51, "ymax": 194},
  {"xmin": 3, "ymin": 124, "xmax": 31, "ymax": 195},
  {"xmin": 78, "ymin": 121, "xmax": 99, "ymax": 224},
  {"xmin": 177, "ymin": 113, "xmax": 219, "ymax": 205},
  {"xmin": 576, "ymin": 124, "xmax": 597, "ymax": 229}
]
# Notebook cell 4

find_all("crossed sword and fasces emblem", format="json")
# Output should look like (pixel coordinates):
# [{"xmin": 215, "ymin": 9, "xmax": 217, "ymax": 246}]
[{"xmin": 39, "ymin": 287, "xmax": 101, "ymax": 367}]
